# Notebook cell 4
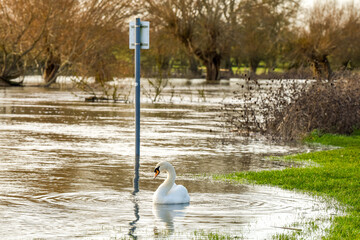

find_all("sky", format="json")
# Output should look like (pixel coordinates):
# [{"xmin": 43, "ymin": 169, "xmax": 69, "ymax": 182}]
[{"xmin": 301, "ymin": 0, "xmax": 360, "ymax": 7}]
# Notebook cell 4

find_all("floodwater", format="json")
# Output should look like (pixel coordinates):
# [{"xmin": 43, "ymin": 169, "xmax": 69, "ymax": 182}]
[{"xmin": 0, "ymin": 80, "xmax": 340, "ymax": 239}]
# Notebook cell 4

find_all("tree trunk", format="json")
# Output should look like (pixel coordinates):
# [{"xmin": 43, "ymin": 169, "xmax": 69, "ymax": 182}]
[
  {"xmin": 43, "ymin": 63, "xmax": 60, "ymax": 85},
  {"xmin": 43, "ymin": 51, "xmax": 61, "ymax": 87},
  {"xmin": 204, "ymin": 55, "xmax": 221, "ymax": 81},
  {"xmin": 323, "ymin": 57, "xmax": 333, "ymax": 81},
  {"xmin": 224, "ymin": 57, "xmax": 233, "ymax": 76},
  {"xmin": 341, "ymin": 59, "xmax": 351, "ymax": 70},
  {"xmin": 250, "ymin": 58, "xmax": 260, "ymax": 75},
  {"xmin": 0, "ymin": 76, "xmax": 23, "ymax": 87},
  {"xmin": 189, "ymin": 56, "xmax": 201, "ymax": 77},
  {"xmin": 310, "ymin": 55, "xmax": 333, "ymax": 81}
]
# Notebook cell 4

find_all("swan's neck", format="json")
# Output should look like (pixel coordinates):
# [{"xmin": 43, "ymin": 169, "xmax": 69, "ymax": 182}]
[{"xmin": 160, "ymin": 166, "xmax": 176, "ymax": 194}]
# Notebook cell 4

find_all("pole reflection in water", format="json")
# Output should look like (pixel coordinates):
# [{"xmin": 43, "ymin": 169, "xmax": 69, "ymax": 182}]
[
  {"xmin": 128, "ymin": 156, "xmax": 140, "ymax": 239},
  {"xmin": 128, "ymin": 200, "xmax": 140, "ymax": 239}
]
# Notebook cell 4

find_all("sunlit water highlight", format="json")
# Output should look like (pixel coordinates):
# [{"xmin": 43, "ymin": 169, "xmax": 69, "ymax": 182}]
[{"xmin": 0, "ymin": 82, "xmax": 341, "ymax": 239}]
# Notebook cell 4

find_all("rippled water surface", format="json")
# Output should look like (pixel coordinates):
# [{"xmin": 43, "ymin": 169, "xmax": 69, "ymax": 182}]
[{"xmin": 0, "ymin": 83, "xmax": 339, "ymax": 239}]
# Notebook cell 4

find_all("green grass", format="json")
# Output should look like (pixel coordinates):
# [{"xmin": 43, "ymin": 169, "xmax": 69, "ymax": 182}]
[
  {"xmin": 232, "ymin": 65, "xmax": 285, "ymax": 75},
  {"xmin": 214, "ymin": 131, "xmax": 360, "ymax": 239},
  {"xmin": 193, "ymin": 230, "xmax": 235, "ymax": 240}
]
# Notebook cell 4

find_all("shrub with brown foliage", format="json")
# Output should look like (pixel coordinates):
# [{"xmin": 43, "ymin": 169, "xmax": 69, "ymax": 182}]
[{"xmin": 222, "ymin": 73, "xmax": 360, "ymax": 141}]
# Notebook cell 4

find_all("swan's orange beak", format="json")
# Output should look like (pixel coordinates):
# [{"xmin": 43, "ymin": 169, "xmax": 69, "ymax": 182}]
[{"xmin": 154, "ymin": 167, "xmax": 160, "ymax": 179}]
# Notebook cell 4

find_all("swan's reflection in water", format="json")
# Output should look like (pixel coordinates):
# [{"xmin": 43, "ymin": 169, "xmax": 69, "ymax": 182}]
[{"xmin": 153, "ymin": 203, "xmax": 189, "ymax": 236}]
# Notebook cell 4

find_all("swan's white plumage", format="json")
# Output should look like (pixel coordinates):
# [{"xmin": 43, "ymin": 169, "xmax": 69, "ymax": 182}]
[{"xmin": 153, "ymin": 161, "xmax": 190, "ymax": 204}]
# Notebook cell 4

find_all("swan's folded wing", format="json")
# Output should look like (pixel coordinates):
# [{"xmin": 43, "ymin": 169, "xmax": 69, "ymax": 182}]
[{"xmin": 167, "ymin": 184, "xmax": 190, "ymax": 204}]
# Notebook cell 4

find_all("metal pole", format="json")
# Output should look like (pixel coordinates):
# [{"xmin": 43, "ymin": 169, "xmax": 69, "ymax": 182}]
[{"xmin": 135, "ymin": 18, "xmax": 141, "ymax": 158}]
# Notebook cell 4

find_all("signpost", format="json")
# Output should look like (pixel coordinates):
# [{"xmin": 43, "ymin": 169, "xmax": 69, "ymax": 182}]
[
  {"xmin": 129, "ymin": 18, "xmax": 149, "ymax": 194},
  {"xmin": 129, "ymin": 20, "xmax": 150, "ymax": 50}
]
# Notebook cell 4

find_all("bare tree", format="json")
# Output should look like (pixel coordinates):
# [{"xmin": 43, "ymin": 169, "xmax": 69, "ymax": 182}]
[
  {"xmin": 144, "ymin": 0, "xmax": 238, "ymax": 81},
  {"xmin": 38, "ymin": 0, "xmax": 133, "ymax": 87},
  {"xmin": 233, "ymin": 0, "xmax": 299, "ymax": 75},
  {"xmin": 332, "ymin": 2, "xmax": 360, "ymax": 69},
  {"xmin": 0, "ymin": 0, "xmax": 133, "ymax": 87},
  {"xmin": 0, "ymin": 0, "xmax": 50, "ymax": 86},
  {"xmin": 39, "ymin": 0, "xmax": 78, "ymax": 85},
  {"xmin": 141, "ymin": 25, "xmax": 178, "ymax": 77},
  {"xmin": 292, "ymin": 1, "xmax": 346, "ymax": 80}
]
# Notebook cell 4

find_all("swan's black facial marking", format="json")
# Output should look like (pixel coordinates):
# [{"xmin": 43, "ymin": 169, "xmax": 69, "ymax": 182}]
[{"xmin": 154, "ymin": 166, "xmax": 160, "ymax": 179}]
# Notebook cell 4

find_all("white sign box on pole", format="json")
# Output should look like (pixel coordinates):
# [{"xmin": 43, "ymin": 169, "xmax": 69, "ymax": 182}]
[{"xmin": 129, "ymin": 21, "xmax": 150, "ymax": 49}]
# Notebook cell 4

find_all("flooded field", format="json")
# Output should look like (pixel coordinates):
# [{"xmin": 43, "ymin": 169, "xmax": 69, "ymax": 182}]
[{"xmin": 0, "ymin": 81, "xmax": 340, "ymax": 239}]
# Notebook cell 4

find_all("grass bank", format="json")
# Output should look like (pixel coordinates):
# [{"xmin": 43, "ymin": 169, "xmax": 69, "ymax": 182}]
[{"xmin": 215, "ymin": 131, "xmax": 360, "ymax": 239}]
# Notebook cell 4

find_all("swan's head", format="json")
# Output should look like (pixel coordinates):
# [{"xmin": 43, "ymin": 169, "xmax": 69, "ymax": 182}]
[{"xmin": 153, "ymin": 161, "xmax": 173, "ymax": 179}]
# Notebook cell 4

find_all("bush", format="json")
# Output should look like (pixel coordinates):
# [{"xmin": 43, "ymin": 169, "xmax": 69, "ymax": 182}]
[{"xmin": 222, "ymin": 73, "xmax": 360, "ymax": 141}]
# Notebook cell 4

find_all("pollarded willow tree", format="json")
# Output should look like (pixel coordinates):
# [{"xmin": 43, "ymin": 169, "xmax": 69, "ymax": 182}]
[
  {"xmin": 0, "ymin": 0, "xmax": 134, "ymax": 87},
  {"xmin": 0, "ymin": 0, "xmax": 50, "ymax": 86},
  {"xmin": 144, "ymin": 0, "xmax": 238, "ymax": 81},
  {"xmin": 233, "ymin": 0, "xmax": 300, "ymax": 75},
  {"xmin": 291, "ymin": 1, "xmax": 349, "ymax": 80},
  {"xmin": 39, "ymin": 0, "xmax": 134, "ymax": 87},
  {"xmin": 332, "ymin": 2, "xmax": 360, "ymax": 70}
]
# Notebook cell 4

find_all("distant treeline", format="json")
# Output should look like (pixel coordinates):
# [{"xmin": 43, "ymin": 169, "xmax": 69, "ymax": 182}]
[{"xmin": 1, "ymin": 0, "xmax": 359, "ymax": 86}]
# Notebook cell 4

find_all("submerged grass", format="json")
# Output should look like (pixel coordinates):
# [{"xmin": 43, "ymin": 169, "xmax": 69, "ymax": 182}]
[
  {"xmin": 215, "ymin": 131, "xmax": 360, "ymax": 239},
  {"xmin": 193, "ymin": 230, "xmax": 235, "ymax": 240}
]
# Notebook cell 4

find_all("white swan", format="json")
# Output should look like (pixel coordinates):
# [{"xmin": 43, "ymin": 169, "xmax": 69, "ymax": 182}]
[{"xmin": 153, "ymin": 161, "xmax": 190, "ymax": 204}]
